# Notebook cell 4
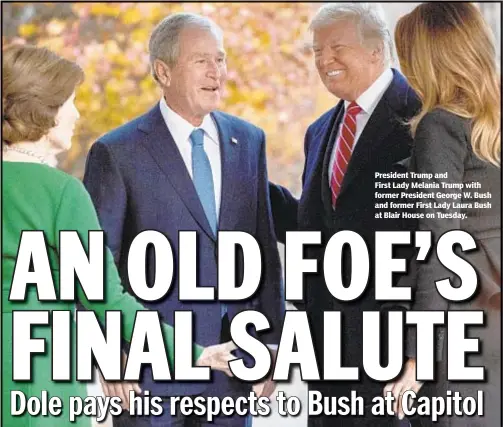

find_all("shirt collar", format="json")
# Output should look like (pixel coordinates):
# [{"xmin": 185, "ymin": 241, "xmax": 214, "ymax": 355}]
[
  {"xmin": 159, "ymin": 96, "xmax": 219, "ymax": 145},
  {"xmin": 344, "ymin": 68, "xmax": 393, "ymax": 116}
]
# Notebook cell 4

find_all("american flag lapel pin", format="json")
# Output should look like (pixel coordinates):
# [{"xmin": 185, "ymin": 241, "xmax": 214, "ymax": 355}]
[{"xmin": 231, "ymin": 137, "xmax": 238, "ymax": 145}]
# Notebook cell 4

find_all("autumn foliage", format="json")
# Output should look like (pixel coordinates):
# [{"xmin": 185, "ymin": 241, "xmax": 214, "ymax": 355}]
[{"xmin": 3, "ymin": 3, "xmax": 339, "ymax": 192}]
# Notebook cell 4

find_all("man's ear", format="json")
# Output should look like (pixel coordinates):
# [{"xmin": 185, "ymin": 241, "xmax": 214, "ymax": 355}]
[
  {"xmin": 154, "ymin": 59, "xmax": 171, "ymax": 87},
  {"xmin": 370, "ymin": 42, "xmax": 384, "ymax": 64}
]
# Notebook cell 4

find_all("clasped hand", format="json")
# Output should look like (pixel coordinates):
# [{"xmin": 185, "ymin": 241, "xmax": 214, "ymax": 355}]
[
  {"xmin": 100, "ymin": 341, "xmax": 237, "ymax": 410},
  {"xmin": 100, "ymin": 343, "xmax": 277, "ymax": 409},
  {"xmin": 383, "ymin": 358, "xmax": 423, "ymax": 420}
]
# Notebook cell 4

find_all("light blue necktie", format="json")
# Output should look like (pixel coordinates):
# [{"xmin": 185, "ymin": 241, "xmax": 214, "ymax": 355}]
[
  {"xmin": 190, "ymin": 129, "xmax": 217, "ymax": 235},
  {"xmin": 189, "ymin": 129, "xmax": 227, "ymax": 318}
]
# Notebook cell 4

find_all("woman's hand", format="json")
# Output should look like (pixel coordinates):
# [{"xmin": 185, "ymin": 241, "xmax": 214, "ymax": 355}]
[
  {"xmin": 195, "ymin": 340, "xmax": 238, "ymax": 377},
  {"xmin": 99, "ymin": 352, "xmax": 141, "ymax": 411},
  {"xmin": 383, "ymin": 358, "xmax": 423, "ymax": 420},
  {"xmin": 99, "ymin": 374, "xmax": 141, "ymax": 411}
]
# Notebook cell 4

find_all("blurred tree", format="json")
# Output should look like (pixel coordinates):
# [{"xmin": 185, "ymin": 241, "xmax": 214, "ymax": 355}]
[
  {"xmin": 4, "ymin": 3, "xmax": 500, "ymax": 192},
  {"xmin": 3, "ymin": 2, "xmax": 336, "ymax": 193}
]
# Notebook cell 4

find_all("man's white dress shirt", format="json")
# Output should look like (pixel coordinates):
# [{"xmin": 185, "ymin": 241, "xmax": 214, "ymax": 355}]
[
  {"xmin": 328, "ymin": 68, "xmax": 393, "ymax": 184},
  {"xmin": 159, "ymin": 96, "xmax": 222, "ymax": 218}
]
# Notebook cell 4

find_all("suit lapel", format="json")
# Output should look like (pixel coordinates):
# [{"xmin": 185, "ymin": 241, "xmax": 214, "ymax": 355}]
[
  {"xmin": 336, "ymin": 70, "xmax": 414, "ymax": 200},
  {"xmin": 138, "ymin": 104, "xmax": 216, "ymax": 241},
  {"xmin": 212, "ymin": 112, "xmax": 242, "ymax": 231},
  {"xmin": 320, "ymin": 103, "xmax": 345, "ymax": 217},
  {"xmin": 337, "ymin": 99, "xmax": 398, "ymax": 199}
]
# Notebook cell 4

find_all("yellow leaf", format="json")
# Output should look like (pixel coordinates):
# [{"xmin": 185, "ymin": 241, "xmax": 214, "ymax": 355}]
[
  {"xmin": 18, "ymin": 24, "xmax": 37, "ymax": 38},
  {"xmin": 280, "ymin": 43, "xmax": 294, "ymax": 54},
  {"xmin": 90, "ymin": 4, "xmax": 120, "ymax": 17},
  {"xmin": 131, "ymin": 28, "xmax": 149, "ymax": 43},
  {"xmin": 121, "ymin": 8, "xmax": 142, "ymax": 25},
  {"xmin": 147, "ymin": 5, "xmax": 165, "ymax": 22},
  {"xmin": 250, "ymin": 89, "xmax": 269, "ymax": 106},
  {"xmin": 259, "ymin": 32, "xmax": 271, "ymax": 48}
]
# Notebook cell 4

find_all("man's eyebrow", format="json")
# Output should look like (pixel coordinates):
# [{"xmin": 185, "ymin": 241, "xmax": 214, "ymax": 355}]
[
  {"xmin": 313, "ymin": 41, "xmax": 347, "ymax": 50},
  {"xmin": 189, "ymin": 51, "xmax": 227, "ymax": 59}
]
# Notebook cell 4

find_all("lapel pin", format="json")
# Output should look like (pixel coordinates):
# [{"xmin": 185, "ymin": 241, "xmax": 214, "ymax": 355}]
[{"xmin": 231, "ymin": 137, "xmax": 238, "ymax": 145}]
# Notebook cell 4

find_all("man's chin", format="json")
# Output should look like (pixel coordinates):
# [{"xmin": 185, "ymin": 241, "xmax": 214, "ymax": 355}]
[
  {"xmin": 325, "ymin": 84, "xmax": 348, "ymax": 100},
  {"xmin": 201, "ymin": 101, "xmax": 221, "ymax": 113}
]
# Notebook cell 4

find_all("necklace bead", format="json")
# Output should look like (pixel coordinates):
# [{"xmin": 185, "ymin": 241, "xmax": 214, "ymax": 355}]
[{"xmin": 3, "ymin": 145, "xmax": 49, "ymax": 165}]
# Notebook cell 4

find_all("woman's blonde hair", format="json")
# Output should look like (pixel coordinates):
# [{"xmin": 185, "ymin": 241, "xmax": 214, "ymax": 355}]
[
  {"xmin": 2, "ymin": 44, "xmax": 84, "ymax": 145},
  {"xmin": 395, "ymin": 3, "xmax": 500, "ymax": 166}
]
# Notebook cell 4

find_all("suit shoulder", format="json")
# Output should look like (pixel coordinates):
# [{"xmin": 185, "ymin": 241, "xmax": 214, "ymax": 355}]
[
  {"xmin": 421, "ymin": 108, "xmax": 467, "ymax": 126},
  {"xmin": 418, "ymin": 109, "xmax": 469, "ymax": 140},
  {"xmin": 97, "ymin": 113, "xmax": 147, "ymax": 147},
  {"xmin": 402, "ymin": 87, "xmax": 421, "ymax": 119},
  {"xmin": 313, "ymin": 107, "xmax": 337, "ymax": 128},
  {"xmin": 214, "ymin": 111, "xmax": 265, "ymax": 152},
  {"xmin": 216, "ymin": 111, "xmax": 263, "ymax": 134},
  {"xmin": 306, "ymin": 106, "xmax": 337, "ymax": 137},
  {"xmin": 29, "ymin": 164, "xmax": 75, "ymax": 191},
  {"xmin": 37, "ymin": 167, "xmax": 88, "ymax": 203}
]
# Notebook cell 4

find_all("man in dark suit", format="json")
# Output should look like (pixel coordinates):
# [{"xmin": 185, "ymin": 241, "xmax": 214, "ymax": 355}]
[
  {"xmin": 84, "ymin": 12, "xmax": 284, "ymax": 427},
  {"xmin": 269, "ymin": 4, "xmax": 419, "ymax": 427}
]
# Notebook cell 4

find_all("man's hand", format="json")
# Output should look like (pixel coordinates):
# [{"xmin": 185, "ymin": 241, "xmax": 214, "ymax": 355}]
[
  {"xmin": 253, "ymin": 377, "xmax": 276, "ymax": 398},
  {"xmin": 253, "ymin": 349, "xmax": 277, "ymax": 398},
  {"xmin": 195, "ymin": 340, "xmax": 238, "ymax": 377},
  {"xmin": 383, "ymin": 358, "xmax": 423, "ymax": 420}
]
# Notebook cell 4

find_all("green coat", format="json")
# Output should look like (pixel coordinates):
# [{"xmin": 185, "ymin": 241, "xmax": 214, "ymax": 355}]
[{"xmin": 2, "ymin": 162, "xmax": 203, "ymax": 427}]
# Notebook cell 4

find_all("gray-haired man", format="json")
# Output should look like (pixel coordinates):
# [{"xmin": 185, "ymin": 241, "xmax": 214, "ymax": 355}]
[
  {"xmin": 269, "ymin": 4, "xmax": 419, "ymax": 427},
  {"xmin": 85, "ymin": 12, "xmax": 284, "ymax": 427}
]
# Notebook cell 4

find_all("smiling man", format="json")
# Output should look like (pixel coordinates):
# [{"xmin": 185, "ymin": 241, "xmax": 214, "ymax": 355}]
[
  {"xmin": 269, "ymin": 3, "xmax": 420, "ymax": 427},
  {"xmin": 83, "ymin": 13, "xmax": 284, "ymax": 427}
]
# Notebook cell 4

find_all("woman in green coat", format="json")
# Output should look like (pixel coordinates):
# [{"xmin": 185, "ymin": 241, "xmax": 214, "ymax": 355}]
[{"xmin": 2, "ymin": 44, "xmax": 236, "ymax": 427}]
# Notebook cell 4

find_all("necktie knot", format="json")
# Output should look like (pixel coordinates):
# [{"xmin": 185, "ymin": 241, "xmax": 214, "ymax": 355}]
[
  {"xmin": 190, "ymin": 128, "xmax": 205, "ymax": 147},
  {"xmin": 346, "ymin": 101, "xmax": 362, "ymax": 117}
]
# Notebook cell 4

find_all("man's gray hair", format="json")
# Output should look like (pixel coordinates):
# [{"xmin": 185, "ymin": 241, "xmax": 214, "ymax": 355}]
[
  {"xmin": 149, "ymin": 13, "xmax": 223, "ymax": 81},
  {"xmin": 309, "ymin": 3, "xmax": 393, "ymax": 65}
]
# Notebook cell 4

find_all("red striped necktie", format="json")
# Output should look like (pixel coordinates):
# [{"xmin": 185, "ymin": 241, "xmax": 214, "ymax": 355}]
[{"xmin": 330, "ymin": 101, "xmax": 362, "ymax": 207}]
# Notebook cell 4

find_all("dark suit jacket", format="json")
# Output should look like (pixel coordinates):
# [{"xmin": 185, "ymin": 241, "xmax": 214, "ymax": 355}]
[
  {"xmin": 403, "ymin": 109, "xmax": 501, "ymax": 359},
  {"xmin": 269, "ymin": 70, "xmax": 420, "ymax": 399},
  {"xmin": 83, "ymin": 103, "xmax": 284, "ymax": 397},
  {"xmin": 396, "ymin": 109, "xmax": 501, "ymax": 427}
]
